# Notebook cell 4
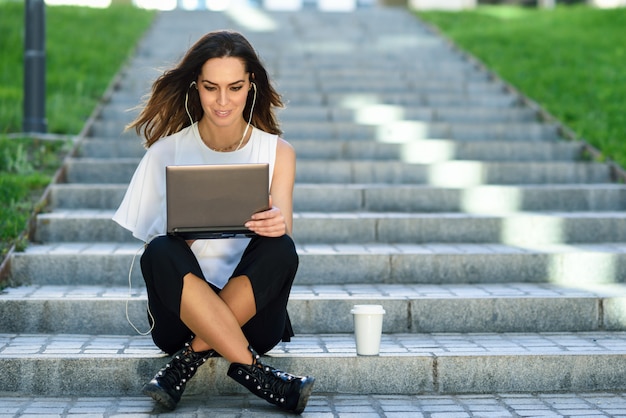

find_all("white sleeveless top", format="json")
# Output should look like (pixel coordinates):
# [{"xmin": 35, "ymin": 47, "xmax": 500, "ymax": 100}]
[{"xmin": 112, "ymin": 123, "xmax": 278, "ymax": 289}]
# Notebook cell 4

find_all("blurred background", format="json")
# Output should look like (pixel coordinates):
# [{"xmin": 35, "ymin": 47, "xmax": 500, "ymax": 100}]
[{"xmin": 36, "ymin": 0, "xmax": 626, "ymax": 10}]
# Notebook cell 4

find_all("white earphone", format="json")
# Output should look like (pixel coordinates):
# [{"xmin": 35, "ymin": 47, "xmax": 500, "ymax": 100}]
[
  {"xmin": 185, "ymin": 81, "xmax": 197, "ymax": 125},
  {"xmin": 247, "ymin": 81, "xmax": 257, "ymax": 121}
]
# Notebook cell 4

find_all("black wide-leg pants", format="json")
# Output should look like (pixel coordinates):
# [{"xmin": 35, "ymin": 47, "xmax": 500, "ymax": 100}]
[{"xmin": 140, "ymin": 234, "xmax": 298, "ymax": 356}]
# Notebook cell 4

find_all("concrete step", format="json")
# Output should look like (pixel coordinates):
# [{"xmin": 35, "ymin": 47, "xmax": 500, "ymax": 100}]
[
  {"xmin": 281, "ymin": 60, "xmax": 476, "ymax": 75},
  {"xmin": 78, "ymin": 137, "xmax": 584, "ymax": 162},
  {"xmin": 293, "ymin": 211, "xmax": 626, "ymax": 244},
  {"xmin": 117, "ymin": 76, "xmax": 505, "ymax": 97},
  {"xmin": 2, "ymin": 283, "xmax": 626, "ymax": 335},
  {"xmin": 1, "ymin": 332, "xmax": 625, "ymax": 396},
  {"xmin": 47, "ymin": 183, "xmax": 626, "ymax": 212},
  {"xmin": 64, "ymin": 158, "xmax": 609, "ymax": 185},
  {"xmin": 99, "ymin": 104, "xmax": 540, "ymax": 125},
  {"xmin": 294, "ymin": 160, "xmax": 610, "ymax": 185},
  {"xmin": 296, "ymin": 183, "xmax": 626, "ymax": 213},
  {"xmin": 77, "ymin": 137, "xmax": 146, "ymax": 159},
  {"xmin": 279, "ymin": 121, "xmax": 559, "ymax": 141},
  {"xmin": 34, "ymin": 210, "xmax": 626, "ymax": 245},
  {"xmin": 9, "ymin": 242, "xmax": 626, "ymax": 286},
  {"xmin": 272, "ymin": 66, "xmax": 493, "ymax": 81},
  {"xmin": 311, "ymin": 80, "xmax": 506, "ymax": 96},
  {"xmin": 35, "ymin": 210, "xmax": 136, "ymax": 243},
  {"xmin": 331, "ymin": 93, "xmax": 521, "ymax": 109},
  {"xmin": 280, "ymin": 49, "xmax": 467, "ymax": 62},
  {"xmin": 283, "ymin": 105, "xmax": 539, "ymax": 124},
  {"xmin": 290, "ymin": 139, "xmax": 584, "ymax": 162},
  {"xmin": 106, "ymin": 91, "xmax": 521, "ymax": 109}
]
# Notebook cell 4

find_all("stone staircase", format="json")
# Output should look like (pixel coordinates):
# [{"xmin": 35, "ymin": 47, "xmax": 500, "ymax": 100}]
[{"xmin": 3, "ymin": 7, "xmax": 626, "ymax": 400}]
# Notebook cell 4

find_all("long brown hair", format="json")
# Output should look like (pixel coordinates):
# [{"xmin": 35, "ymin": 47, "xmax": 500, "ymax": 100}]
[{"xmin": 127, "ymin": 30, "xmax": 283, "ymax": 148}]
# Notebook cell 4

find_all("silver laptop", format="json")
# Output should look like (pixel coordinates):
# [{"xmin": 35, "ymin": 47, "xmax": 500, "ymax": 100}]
[{"xmin": 166, "ymin": 163, "xmax": 270, "ymax": 239}]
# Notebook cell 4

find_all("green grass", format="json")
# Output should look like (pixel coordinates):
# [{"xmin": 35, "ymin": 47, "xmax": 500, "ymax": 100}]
[
  {"xmin": 0, "ymin": 137, "xmax": 71, "ymax": 251},
  {"xmin": 417, "ymin": 5, "xmax": 626, "ymax": 168},
  {"xmin": 0, "ymin": 2, "xmax": 155, "ymax": 262},
  {"xmin": 1, "ymin": 2, "xmax": 155, "ymax": 134}
]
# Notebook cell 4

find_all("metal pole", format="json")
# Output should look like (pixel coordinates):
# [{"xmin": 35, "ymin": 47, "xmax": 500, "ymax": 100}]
[{"xmin": 23, "ymin": 0, "xmax": 47, "ymax": 133}]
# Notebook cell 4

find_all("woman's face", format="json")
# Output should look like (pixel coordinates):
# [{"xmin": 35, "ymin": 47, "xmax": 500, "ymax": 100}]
[{"xmin": 196, "ymin": 56, "xmax": 251, "ymax": 129}]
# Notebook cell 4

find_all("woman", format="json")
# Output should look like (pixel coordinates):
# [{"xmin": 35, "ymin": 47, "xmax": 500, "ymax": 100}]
[{"xmin": 112, "ymin": 30, "xmax": 314, "ymax": 413}]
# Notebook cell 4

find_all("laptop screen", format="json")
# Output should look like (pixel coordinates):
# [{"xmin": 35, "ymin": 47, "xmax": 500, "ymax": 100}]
[{"xmin": 166, "ymin": 163, "xmax": 270, "ymax": 239}]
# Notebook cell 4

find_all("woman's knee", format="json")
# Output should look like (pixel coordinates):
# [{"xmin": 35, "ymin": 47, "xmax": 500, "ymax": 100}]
[
  {"xmin": 242, "ymin": 308, "xmax": 286, "ymax": 355},
  {"xmin": 151, "ymin": 325, "xmax": 191, "ymax": 355},
  {"xmin": 141, "ymin": 235, "xmax": 192, "ymax": 272},
  {"xmin": 256, "ymin": 235, "xmax": 299, "ymax": 271},
  {"xmin": 140, "ymin": 235, "xmax": 200, "ymax": 287},
  {"xmin": 142, "ymin": 235, "xmax": 180, "ymax": 262}
]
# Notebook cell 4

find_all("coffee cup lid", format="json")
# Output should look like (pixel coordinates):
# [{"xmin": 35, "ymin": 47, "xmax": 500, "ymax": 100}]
[{"xmin": 350, "ymin": 304, "xmax": 386, "ymax": 314}]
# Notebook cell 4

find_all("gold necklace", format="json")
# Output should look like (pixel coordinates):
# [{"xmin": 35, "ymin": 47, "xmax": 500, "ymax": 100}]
[
  {"xmin": 196, "ymin": 122, "xmax": 250, "ymax": 153},
  {"xmin": 206, "ymin": 137, "xmax": 243, "ymax": 152}
]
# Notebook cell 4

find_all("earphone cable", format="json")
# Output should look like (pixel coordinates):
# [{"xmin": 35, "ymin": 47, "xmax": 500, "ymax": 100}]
[{"xmin": 125, "ymin": 243, "xmax": 155, "ymax": 336}]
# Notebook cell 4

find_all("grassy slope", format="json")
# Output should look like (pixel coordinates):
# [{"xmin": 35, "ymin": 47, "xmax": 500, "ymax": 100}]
[
  {"xmin": 0, "ymin": 3, "xmax": 155, "ymax": 261},
  {"xmin": 417, "ymin": 5, "xmax": 626, "ymax": 168},
  {"xmin": 1, "ymin": 2, "xmax": 155, "ymax": 134}
]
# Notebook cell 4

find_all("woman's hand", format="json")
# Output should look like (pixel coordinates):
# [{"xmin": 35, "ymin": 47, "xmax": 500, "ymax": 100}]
[{"xmin": 245, "ymin": 196, "xmax": 286, "ymax": 237}]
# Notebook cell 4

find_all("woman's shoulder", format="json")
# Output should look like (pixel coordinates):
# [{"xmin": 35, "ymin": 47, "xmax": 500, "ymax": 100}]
[
  {"xmin": 276, "ymin": 134, "xmax": 293, "ymax": 148},
  {"xmin": 255, "ymin": 127, "xmax": 294, "ymax": 150},
  {"xmin": 254, "ymin": 127, "xmax": 279, "ymax": 141},
  {"xmin": 276, "ymin": 136, "xmax": 295, "ymax": 158},
  {"xmin": 252, "ymin": 127, "xmax": 293, "ymax": 154}
]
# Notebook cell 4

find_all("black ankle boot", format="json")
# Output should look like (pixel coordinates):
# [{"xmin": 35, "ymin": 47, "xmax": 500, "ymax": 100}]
[
  {"xmin": 142, "ymin": 341, "xmax": 217, "ymax": 410},
  {"xmin": 227, "ymin": 346, "xmax": 315, "ymax": 414}
]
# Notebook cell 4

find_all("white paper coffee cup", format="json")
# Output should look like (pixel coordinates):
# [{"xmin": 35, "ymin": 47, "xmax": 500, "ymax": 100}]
[{"xmin": 350, "ymin": 304, "xmax": 386, "ymax": 356}]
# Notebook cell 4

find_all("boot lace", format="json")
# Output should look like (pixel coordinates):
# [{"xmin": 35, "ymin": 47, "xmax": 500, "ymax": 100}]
[
  {"xmin": 251, "ymin": 362, "xmax": 298, "ymax": 403},
  {"xmin": 158, "ymin": 344, "xmax": 212, "ymax": 391}
]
